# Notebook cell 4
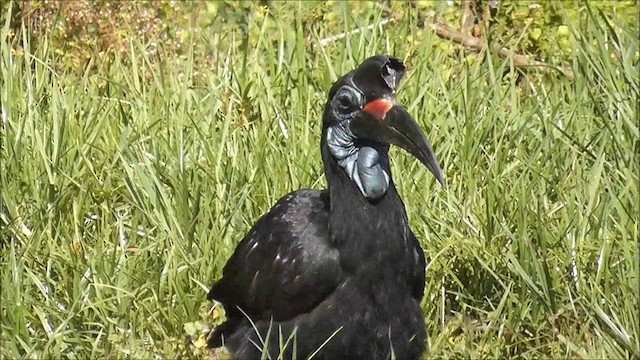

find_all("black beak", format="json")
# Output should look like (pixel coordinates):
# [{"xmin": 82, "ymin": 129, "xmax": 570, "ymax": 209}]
[{"xmin": 350, "ymin": 99, "xmax": 445, "ymax": 187}]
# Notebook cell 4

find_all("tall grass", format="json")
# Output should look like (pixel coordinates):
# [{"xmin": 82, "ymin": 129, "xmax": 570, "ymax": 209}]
[{"xmin": 1, "ymin": 2, "xmax": 638, "ymax": 359}]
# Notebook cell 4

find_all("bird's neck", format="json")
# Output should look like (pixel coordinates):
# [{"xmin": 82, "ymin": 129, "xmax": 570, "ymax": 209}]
[{"xmin": 321, "ymin": 141, "xmax": 411, "ymax": 272}]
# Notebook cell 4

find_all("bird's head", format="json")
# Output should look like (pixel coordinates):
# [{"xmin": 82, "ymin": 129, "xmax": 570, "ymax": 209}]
[{"xmin": 322, "ymin": 55, "xmax": 444, "ymax": 200}]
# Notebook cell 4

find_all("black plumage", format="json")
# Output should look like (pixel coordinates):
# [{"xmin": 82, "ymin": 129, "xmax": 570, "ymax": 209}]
[{"xmin": 208, "ymin": 55, "xmax": 444, "ymax": 360}]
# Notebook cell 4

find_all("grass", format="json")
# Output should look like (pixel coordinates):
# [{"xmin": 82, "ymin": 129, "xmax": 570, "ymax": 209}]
[{"xmin": 1, "ymin": 1, "xmax": 638, "ymax": 359}]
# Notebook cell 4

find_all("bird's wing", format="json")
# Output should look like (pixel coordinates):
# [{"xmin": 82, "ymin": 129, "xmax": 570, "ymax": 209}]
[
  {"xmin": 408, "ymin": 229, "xmax": 426, "ymax": 300},
  {"xmin": 208, "ymin": 189, "xmax": 341, "ymax": 321}
]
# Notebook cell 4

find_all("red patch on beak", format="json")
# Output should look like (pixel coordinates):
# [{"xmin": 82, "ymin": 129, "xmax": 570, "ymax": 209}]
[{"xmin": 363, "ymin": 98, "xmax": 394, "ymax": 121}]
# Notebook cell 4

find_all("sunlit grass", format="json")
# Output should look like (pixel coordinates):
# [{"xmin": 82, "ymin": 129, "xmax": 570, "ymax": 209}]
[{"xmin": 1, "ymin": 2, "xmax": 638, "ymax": 359}]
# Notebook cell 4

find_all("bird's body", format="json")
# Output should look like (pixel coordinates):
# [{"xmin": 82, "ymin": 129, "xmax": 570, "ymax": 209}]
[
  {"xmin": 208, "ymin": 56, "xmax": 443, "ymax": 360},
  {"xmin": 209, "ymin": 185, "xmax": 426, "ymax": 359}
]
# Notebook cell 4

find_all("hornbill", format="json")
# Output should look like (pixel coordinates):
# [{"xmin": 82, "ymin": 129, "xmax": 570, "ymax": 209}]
[{"xmin": 208, "ymin": 55, "xmax": 444, "ymax": 360}]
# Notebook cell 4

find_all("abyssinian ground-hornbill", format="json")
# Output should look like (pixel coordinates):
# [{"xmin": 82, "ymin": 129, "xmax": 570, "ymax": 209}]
[{"xmin": 208, "ymin": 55, "xmax": 444, "ymax": 360}]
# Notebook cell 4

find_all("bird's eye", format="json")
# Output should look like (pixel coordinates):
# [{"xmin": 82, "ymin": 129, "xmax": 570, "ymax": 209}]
[
  {"xmin": 337, "ymin": 94, "xmax": 351, "ymax": 109},
  {"xmin": 334, "ymin": 86, "xmax": 361, "ymax": 114}
]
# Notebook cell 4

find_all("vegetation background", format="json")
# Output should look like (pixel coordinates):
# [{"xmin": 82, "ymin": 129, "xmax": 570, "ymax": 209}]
[{"xmin": 1, "ymin": 0, "xmax": 638, "ymax": 358}]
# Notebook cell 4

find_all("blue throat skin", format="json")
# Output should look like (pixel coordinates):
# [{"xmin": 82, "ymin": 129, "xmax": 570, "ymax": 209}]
[{"xmin": 326, "ymin": 121, "xmax": 390, "ymax": 200}]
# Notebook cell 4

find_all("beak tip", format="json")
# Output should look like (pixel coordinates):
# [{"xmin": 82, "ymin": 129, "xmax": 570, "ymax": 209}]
[{"xmin": 434, "ymin": 171, "xmax": 445, "ymax": 189}]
